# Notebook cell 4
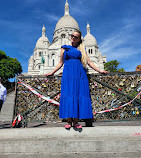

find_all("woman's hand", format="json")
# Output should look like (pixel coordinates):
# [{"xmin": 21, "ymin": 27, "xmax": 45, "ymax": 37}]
[
  {"xmin": 99, "ymin": 70, "xmax": 109, "ymax": 74},
  {"xmin": 46, "ymin": 72, "xmax": 54, "ymax": 76},
  {"xmin": 41, "ymin": 72, "xmax": 54, "ymax": 77},
  {"xmin": 86, "ymin": 54, "xmax": 109, "ymax": 74}
]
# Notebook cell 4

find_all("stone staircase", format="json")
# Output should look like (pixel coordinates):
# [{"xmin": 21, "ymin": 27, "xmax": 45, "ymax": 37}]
[
  {"xmin": 0, "ymin": 126, "xmax": 141, "ymax": 158},
  {"xmin": 0, "ymin": 91, "xmax": 15, "ymax": 121}
]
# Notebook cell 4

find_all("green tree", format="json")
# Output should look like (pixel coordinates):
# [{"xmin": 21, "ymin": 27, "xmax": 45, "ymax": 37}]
[
  {"xmin": 0, "ymin": 50, "xmax": 7, "ymax": 60},
  {"xmin": 117, "ymin": 68, "xmax": 125, "ymax": 72},
  {"xmin": 0, "ymin": 50, "xmax": 22, "ymax": 80},
  {"xmin": 104, "ymin": 60, "xmax": 125, "ymax": 72}
]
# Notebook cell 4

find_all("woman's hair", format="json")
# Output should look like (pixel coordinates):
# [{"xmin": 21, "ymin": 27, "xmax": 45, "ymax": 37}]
[
  {"xmin": 74, "ymin": 30, "xmax": 87, "ymax": 68},
  {"xmin": 136, "ymin": 64, "xmax": 141, "ymax": 71}
]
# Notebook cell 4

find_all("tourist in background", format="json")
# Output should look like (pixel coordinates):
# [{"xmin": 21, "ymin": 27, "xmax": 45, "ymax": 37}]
[
  {"xmin": 45, "ymin": 30, "xmax": 108, "ymax": 129},
  {"xmin": 136, "ymin": 64, "xmax": 141, "ymax": 71},
  {"xmin": 136, "ymin": 65, "xmax": 141, "ymax": 99},
  {"xmin": 0, "ymin": 77, "xmax": 7, "ymax": 112}
]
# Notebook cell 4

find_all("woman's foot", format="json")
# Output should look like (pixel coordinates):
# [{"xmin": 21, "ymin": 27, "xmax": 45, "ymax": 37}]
[
  {"xmin": 65, "ymin": 123, "xmax": 71, "ymax": 129},
  {"xmin": 65, "ymin": 118, "xmax": 73, "ymax": 129},
  {"xmin": 74, "ymin": 123, "xmax": 82, "ymax": 129}
]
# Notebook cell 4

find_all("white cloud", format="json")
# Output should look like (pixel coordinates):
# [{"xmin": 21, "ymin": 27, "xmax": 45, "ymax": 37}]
[
  {"xmin": 22, "ymin": 0, "xmax": 39, "ymax": 5},
  {"xmin": 44, "ymin": 13, "xmax": 60, "ymax": 22},
  {"xmin": 70, "ymin": 0, "xmax": 89, "ymax": 16},
  {"xmin": 106, "ymin": 47, "xmax": 140, "ymax": 61},
  {"xmin": 99, "ymin": 20, "xmax": 140, "ymax": 61},
  {"xmin": 30, "ymin": 8, "xmax": 60, "ymax": 22},
  {"xmin": 0, "ymin": 19, "xmax": 38, "ymax": 31}
]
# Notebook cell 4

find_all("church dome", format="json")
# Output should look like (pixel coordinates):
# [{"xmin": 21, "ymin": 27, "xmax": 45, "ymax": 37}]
[
  {"xmin": 53, "ymin": 0, "xmax": 80, "ymax": 40},
  {"xmin": 35, "ymin": 25, "xmax": 50, "ymax": 48},
  {"xmin": 54, "ymin": 15, "xmax": 80, "ymax": 32},
  {"xmin": 84, "ymin": 33, "xmax": 97, "ymax": 46},
  {"xmin": 36, "ymin": 36, "xmax": 49, "ymax": 48},
  {"xmin": 84, "ymin": 22, "xmax": 97, "ymax": 46}
]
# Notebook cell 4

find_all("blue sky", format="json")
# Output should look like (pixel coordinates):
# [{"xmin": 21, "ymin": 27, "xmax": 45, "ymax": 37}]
[{"xmin": 0, "ymin": 0, "xmax": 141, "ymax": 76}]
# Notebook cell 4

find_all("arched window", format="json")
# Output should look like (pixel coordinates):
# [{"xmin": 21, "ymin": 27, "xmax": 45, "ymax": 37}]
[
  {"xmin": 89, "ymin": 49, "xmax": 90, "ymax": 54},
  {"xmin": 38, "ymin": 65, "xmax": 40, "ymax": 69},
  {"xmin": 39, "ymin": 52, "xmax": 41, "ymax": 57},
  {"xmin": 52, "ymin": 53, "xmax": 55, "ymax": 57},
  {"xmin": 91, "ymin": 49, "xmax": 93, "ymax": 54},
  {"xmin": 61, "ymin": 34, "xmax": 66, "ymax": 38},
  {"xmin": 53, "ymin": 59, "xmax": 55, "ymax": 66}
]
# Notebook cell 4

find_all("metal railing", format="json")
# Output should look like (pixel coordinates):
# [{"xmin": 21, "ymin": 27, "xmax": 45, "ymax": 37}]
[{"xmin": 13, "ymin": 71, "xmax": 141, "ymax": 127}]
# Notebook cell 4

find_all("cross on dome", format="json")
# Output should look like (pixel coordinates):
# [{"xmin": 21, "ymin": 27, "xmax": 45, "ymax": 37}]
[
  {"xmin": 86, "ymin": 22, "xmax": 90, "ymax": 34},
  {"xmin": 65, "ymin": 0, "xmax": 69, "ymax": 15},
  {"xmin": 42, "ymin": 25, "xmax": 46, "ymax": 37},
  {"xmin": 84, "ymin": 22, "xmax": 97, "ymax": 46}
]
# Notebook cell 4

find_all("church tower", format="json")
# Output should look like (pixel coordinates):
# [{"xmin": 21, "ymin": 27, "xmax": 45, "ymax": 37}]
[
  {"xmin": 27, "ymin": 0, "xmax": 106, "ymax": 75},
  {"xmin": 84, "ymin": 22, "xmax": 106, "ymax": 73}
]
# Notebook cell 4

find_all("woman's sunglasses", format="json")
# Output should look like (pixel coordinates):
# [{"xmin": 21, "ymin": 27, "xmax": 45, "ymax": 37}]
[{"xmin": 71, "ymin": 34, "xmax": 79, "ymax": 40}]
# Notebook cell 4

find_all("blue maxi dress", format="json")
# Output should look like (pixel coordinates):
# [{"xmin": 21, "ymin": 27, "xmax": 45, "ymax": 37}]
[{"xmin": 59, "ymin": 45, "xmax": 93, "ymax": 119}]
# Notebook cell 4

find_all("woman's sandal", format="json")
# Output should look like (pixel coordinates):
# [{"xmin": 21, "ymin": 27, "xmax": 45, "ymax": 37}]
[
  {"xmin": 74, "ymin": 123, "xmax": 82, "ymax": 129},
  {"xmin": 65, "ymin": 123, "xmax": 72, "ymax": 129}
]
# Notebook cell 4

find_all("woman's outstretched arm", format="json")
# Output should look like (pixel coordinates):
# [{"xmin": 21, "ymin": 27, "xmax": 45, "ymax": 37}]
[
  {"xmin": 46, "ymin": 48, "xmax": 64, "ymax": 76},
  {"xmin": 86, "ymin": 54, "xmax": 108, "ymax": 73}
]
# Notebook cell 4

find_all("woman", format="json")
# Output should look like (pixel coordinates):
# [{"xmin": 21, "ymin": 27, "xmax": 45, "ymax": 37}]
[{"xmin": 46, "ymin": 30, "xmax": 107, "ymax": 129}]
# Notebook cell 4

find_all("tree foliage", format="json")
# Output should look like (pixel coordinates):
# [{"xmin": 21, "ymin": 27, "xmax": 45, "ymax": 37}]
[
  {"xmin": 104, "ymin": 60, "xmax": 125, "ymax": 72},
  {"xmin": 0, "ymin": 50, "xmax": 22, "ymax": 80},
  {"xmin": 0, "ymin": 51, "xmax": 7, "ymax": 60}
]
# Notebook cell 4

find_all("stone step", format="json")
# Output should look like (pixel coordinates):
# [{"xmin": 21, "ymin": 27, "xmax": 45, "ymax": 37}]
[
  {"xmin": 1, "ymin": 151, "xmax": 141, "ymax": 158},
  {"xmin": 0, "ymin": 91, "xmax": 15, "ymax": 121},
  {"xmin": 0, "ymin": 126, "xmax": 141, "ymax": 157}
]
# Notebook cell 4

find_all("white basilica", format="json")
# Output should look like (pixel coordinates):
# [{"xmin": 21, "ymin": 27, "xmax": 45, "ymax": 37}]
[{"xmin": 28, "ymin": 0, "xmax": 106, "ymax": 75}]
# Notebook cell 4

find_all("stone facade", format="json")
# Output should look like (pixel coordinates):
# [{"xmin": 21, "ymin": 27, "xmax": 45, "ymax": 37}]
[{"xmin": 28, "ymin": 0, "xmax": 106, "ymax": 75}]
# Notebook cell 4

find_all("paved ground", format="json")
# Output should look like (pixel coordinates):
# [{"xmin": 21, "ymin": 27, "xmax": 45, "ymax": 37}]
[
  {"xmin": 1, "ymin": 151, "xmax": 141, "ymax": 158},
  {"xmin": 0, "ymin": 126, "xmax": 141, "ymax": 158},
  {"xmin": 0, "ymin": 91, "xmax": 15, "ymax": 122},
  {"xmin": 0, "ymin": 122, "xmax": 141, "ymax": 158},
  {"xmin": 0, "ymin": 120, "xmax": 141, "ymax": 129}
]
